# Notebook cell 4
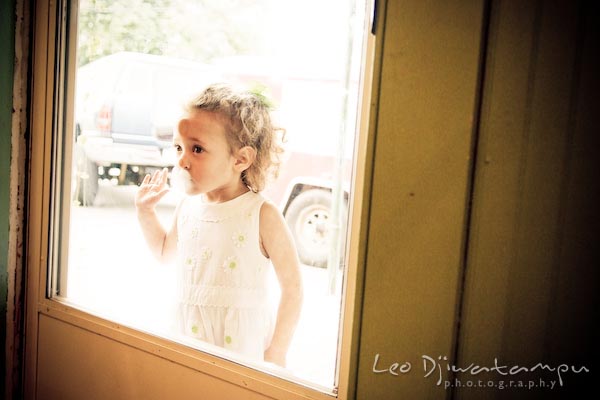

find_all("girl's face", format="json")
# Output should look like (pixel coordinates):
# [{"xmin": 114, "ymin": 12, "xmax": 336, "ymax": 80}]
[{"xmin": 173, "ymin": 110, "xmax": 244, "ymax": 199}]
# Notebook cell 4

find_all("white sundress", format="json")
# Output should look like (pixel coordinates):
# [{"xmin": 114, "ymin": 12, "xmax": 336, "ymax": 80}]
[{"xmin": 175, "ymin": 190, "xmax": 274, "ymax": 361}]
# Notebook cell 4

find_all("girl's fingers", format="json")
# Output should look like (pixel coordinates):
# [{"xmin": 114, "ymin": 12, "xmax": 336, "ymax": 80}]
[
  {"xmin": 141, "ymin": 174, "xmax": 151, "ymax": 185},
  {"xmin": 160, "ymin": 168, "xmax": 169, "ymax": 186},
  {"xmin": 150, "ymin": 169, "xmax": 160, "ymax": 184}
]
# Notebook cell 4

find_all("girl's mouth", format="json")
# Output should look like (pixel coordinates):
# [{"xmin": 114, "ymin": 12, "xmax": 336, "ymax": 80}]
[{"xmin": 171, "ymin": 166, "xmax": 195, "ymax": 193}]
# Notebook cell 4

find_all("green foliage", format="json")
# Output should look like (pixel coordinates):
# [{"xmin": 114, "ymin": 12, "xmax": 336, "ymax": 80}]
[{"xmin": 77, "ymin": 0, "xmax": 272, "ymax": 66}]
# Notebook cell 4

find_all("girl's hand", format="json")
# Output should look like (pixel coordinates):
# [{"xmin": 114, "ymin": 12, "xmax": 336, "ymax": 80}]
[
  {"xmin": 264, "ymin": 346, "xmax": 287, "ymax": 368},
  {"xmin": 135, "ymin": 168, "xmax": 170, "ymax": 212}
]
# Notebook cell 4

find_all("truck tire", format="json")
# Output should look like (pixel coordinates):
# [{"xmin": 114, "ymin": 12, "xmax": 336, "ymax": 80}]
[
  {"xmin": 74, "ymin": 145, "xmax": 98, "ymax": 206},
  {"xmin": 284, "ymin": 189, "xmax": 341, "ymax": 268}
]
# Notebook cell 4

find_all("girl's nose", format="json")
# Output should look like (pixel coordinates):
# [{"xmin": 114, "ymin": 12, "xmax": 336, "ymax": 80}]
[{"xmin": 178, "ymin": 153, "xmax": 190, "ymax": 170}]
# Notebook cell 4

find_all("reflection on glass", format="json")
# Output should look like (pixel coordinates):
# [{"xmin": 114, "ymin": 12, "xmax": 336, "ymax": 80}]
[{"xmin": 59, "ymin": 0, "xmax": 366, "ymax": 391}]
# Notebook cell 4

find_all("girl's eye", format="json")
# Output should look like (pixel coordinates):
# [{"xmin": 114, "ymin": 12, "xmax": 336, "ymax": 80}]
[
  {"xmin": 193, "ymin": 145, "xmax": 204, "ymax": 154},
  {"xmin": 174, "ymin": 144, "xmax": 182, "ymax": 152}
]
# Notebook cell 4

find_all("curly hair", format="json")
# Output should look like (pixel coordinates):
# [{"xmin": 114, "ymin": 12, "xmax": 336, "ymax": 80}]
[{"xmin": 184, "ymin": 83, "xmax": 285, "ymax": 192}]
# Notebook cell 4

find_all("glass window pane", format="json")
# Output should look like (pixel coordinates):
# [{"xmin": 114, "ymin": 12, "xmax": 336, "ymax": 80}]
[{"xmin": 56, "ymin": 0, "xmax": 367, "ymax": 391}]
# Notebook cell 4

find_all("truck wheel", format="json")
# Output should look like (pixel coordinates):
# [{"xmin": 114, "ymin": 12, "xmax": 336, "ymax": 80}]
[
  {"xmin": 74, "ymin": 146, "xmax": 98, "ymax": 206},
  {"xmin": 285, "ymin": 189, "xmax": 337, "ymax": 268}
]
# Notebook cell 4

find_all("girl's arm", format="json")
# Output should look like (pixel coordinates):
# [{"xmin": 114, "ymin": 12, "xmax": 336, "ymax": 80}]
[
  {"xmin": 260, "ymin": 201, "xmax": 304, "ymax": 368},
  {"xmin": 135, "ymin": 168, "xmax": 179, "ymax": 264}
]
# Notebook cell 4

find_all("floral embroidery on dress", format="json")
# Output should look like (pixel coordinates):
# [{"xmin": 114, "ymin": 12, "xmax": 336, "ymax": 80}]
[
  {"xmin": 231, "ymin": 230, "xmax": 247, "ymax": 248},
  {"xmin": 225, "ymin": 335, "xmax": 233, "ymax": 345},
  {"xmin": 199, "ymin": 246, "xmax": 212, "ymax": 262},
  {"xmin": 184, "ymin": 256, "xmax": 196, "ymax": 270},
  {"xmin": 191, "ymin": 227, "xmax": 200, "ymax": 239},
  {"xmin": 223, "ymin": 255, "xmax": 239, "ymax": 272}
]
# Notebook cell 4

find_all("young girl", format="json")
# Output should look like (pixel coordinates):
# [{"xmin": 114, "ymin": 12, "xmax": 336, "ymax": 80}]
[{"xmin": 135, "ymin": 83, "xmax": 303, "ymax": 368}]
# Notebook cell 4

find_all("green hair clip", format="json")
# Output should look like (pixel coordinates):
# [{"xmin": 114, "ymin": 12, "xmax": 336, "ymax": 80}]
[{"xmin": 248, "ymin": 83, "xmax": 275, "ymax": 110}]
